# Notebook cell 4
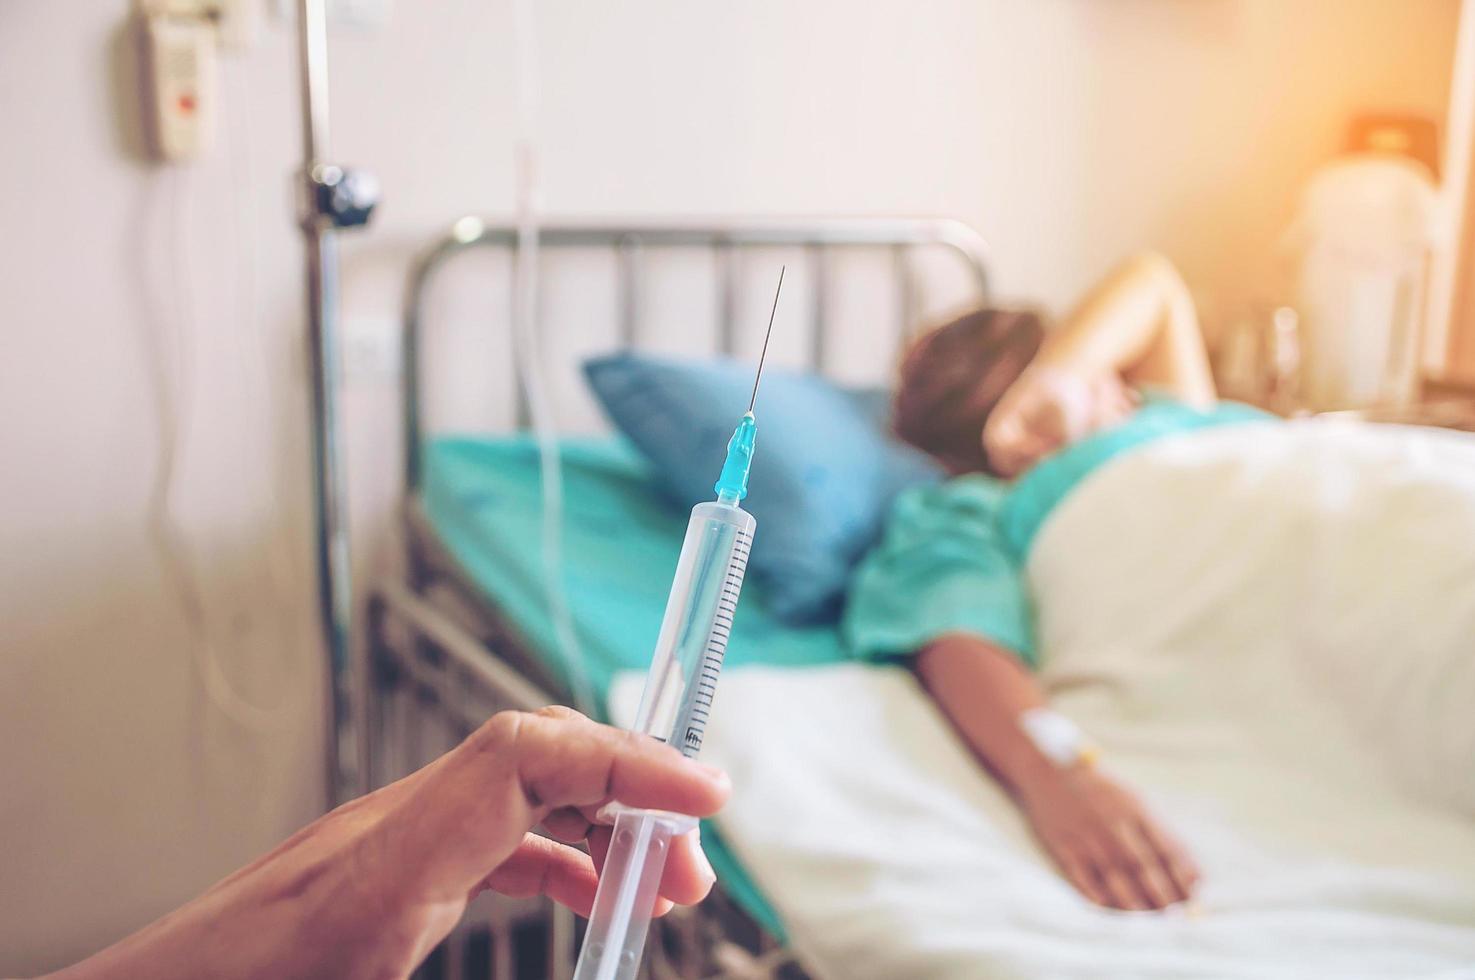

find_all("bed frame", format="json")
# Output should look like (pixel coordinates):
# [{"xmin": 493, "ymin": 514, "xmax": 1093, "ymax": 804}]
[{"xmin": 366, "ymin": 217, "xmax": 992, "ymax": 979}]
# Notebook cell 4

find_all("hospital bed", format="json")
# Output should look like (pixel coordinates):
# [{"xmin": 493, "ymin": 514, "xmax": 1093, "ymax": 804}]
[
  {"xmin": 365, "ymin": 218, "xmax": 1475, "ymax": 980},
  {"xmin": 364, "ymin": 217, "xmax": 993, "ymax": 979}
]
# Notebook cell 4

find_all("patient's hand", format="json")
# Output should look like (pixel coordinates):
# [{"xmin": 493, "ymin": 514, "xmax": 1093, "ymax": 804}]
[
  {"xmin": 915, "ymin": 637, "xmax": 1197, "ymax": 912},
  {"xmin": 983, "ymin": 367, "xmax": 1136, "ymax": 478},
  {"xmin": 1018, "ymin": 764, "xmax": 1199, "ymax": 911}
]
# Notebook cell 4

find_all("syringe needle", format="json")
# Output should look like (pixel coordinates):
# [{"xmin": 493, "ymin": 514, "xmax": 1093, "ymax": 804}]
[{"xmin": 747, "ymin": 266, "xmax": 785, "ymax": 414}]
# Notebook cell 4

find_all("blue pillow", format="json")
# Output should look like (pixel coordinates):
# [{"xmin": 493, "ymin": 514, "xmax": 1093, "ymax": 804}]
[{"xmin": 583, "ymin": 352, "xmax": 941, "ymax": 623}]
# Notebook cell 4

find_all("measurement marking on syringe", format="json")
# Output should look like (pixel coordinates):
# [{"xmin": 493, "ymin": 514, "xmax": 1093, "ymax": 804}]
[{"xmin": 677, "ymin": 532, "xmax": 751, "ymax": 759}]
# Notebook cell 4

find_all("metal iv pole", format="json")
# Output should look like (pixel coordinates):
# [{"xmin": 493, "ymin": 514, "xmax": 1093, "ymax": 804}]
[{"xmin": 295, "ymin": 0, "xmax": 378, "ymax": 806}]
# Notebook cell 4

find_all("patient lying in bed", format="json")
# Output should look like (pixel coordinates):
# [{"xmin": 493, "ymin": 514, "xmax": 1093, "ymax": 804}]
[{"xmin": 843, "ymin": 252, "xmax": 1269, "ymax": 912}]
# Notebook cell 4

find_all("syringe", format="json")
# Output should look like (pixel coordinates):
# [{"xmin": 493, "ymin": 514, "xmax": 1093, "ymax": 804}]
[{"xmin": 572, "ymin": 269, "xmax": 784, "ymax": 980}]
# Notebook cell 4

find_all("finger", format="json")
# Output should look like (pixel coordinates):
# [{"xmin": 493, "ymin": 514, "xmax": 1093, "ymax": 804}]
[
  {"xmin": 1098, "ymin": 866, "xmax": 1144, "ymax": 912},
  {"xmin": 541, "ymin": 806, "xmax": 597, "ymax": 844},
  {"xmin": 494, "ymin": 707, "xmax": 730, "ymax": 816},
  {"xmin": 1013, "ymin": 433, "xmax": 1049, "ymax": 460},
  {"xmin": 1137, "ymin": 819, "xmax": 1199, "ymax": 903},
  {"xmin": 588, "ymin": 823, "xmax": 611, "ymax": 873},
  {"xmin": 477, "ymin": 834, "xmax": 599, "ymax": 917},
  {"xmin": 1048, "ymin": 840, "xmax": 1109, "ymax": 907},
  {"xmin": 659, "ymin": 828, "xmax": 718, "ymax": 907},
  {"xmin": 1114, "ymin": 824, "xmax": 1176, "ymax": 909},
  {"xmin": 982, "ymin": 434, "xmax": 1018, "ymax": 476},
  {"xmin": 993, "ymin": 432, "xmax": 1047, "ymax": 477},
  {"xmin": 587, "ymin": 822, "xmax": 714, "ymax": 913},
  {"xmin": 1101, "ymin": 383, "xmax": 1133, "ymax": 424},
  {"xmin": 990, "ymin": 448, "xmax": 1023, "ymax": 479},
  {"xmin": 1081, "ymin": 836, "xmax": 1143, "ymax": 911}
]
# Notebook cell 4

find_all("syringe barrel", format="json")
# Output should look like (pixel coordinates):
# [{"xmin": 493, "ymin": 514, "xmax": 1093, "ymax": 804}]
[
  {"xmin": 573, "ymin": 499, "xmax": 754, "ymax": 980},
  {"xmin": 630, "ymin": 500, "xmax": 755, "ymax": 757}
]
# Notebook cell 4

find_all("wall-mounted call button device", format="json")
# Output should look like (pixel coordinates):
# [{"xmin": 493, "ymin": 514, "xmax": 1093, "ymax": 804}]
[
  {"xmin": 142, "ymin": 10, "xmax": 217, "ymax": 162},
  {"xmin": 136, "ymin": 1, "xmax": 255, "ymax": 163}
]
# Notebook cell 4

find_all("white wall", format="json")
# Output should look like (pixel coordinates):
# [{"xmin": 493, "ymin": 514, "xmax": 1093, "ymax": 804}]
[
  {"xmin": 0, "ymin": 0, "xmax": 1457, "ymax": 972},
  {"xmin": 0, "ymin": 4, "xmax": 324, "ymax": 974}
]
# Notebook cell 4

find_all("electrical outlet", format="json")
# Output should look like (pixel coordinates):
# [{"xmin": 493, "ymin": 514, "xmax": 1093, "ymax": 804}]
[{"xmin": 340, "ymin": 314, "xmax": 401, "ymax": 380}]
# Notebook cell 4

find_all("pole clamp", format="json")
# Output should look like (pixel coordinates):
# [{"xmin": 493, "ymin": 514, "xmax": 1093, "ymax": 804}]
[{"xmin": 304, "ymin": 164, "xmax": 380, "ymax": 229}]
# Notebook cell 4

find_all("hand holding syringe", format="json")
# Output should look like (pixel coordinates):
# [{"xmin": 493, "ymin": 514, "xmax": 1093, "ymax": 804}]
[{"xmin": 572, "ymin": 269, "xmax": 785, "ymax": 980}]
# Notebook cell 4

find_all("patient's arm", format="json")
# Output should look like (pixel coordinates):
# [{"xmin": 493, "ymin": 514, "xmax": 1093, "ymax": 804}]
[
  {"xmin": 916, "ymin": 632, "xmax": 1199, "ymax": 911},
  {"xmin": 984, "ymin": 253, "xmax": 1217, "ymax": 477},
  {"xmin": 1035, "ymin": 251, "xmax": 1216, "ymax": 405}
]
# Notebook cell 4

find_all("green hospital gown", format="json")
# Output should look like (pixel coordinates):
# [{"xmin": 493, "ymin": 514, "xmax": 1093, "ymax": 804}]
[{"xmin": 843, "ymin": 399, "xmax": 1272, "ymax": 665}]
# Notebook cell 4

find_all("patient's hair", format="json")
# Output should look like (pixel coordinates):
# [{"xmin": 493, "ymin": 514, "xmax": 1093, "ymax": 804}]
[{"xmin": 893, "ymin": 308, "xmax": 1045, "ymax": 475}]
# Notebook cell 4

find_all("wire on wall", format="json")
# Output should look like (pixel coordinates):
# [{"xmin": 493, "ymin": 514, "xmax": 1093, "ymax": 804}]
[{"xmin": 144, "ymin": 70, "xmax": 305, "ymax": 734}]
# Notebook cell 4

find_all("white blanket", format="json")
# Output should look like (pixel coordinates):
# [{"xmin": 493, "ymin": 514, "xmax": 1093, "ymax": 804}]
[{"xmin": 615, "ymin": 420, "xmax": 1475, "ymax": 979}]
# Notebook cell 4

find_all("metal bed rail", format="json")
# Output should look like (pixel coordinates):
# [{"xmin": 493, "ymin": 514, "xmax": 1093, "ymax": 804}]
[{"xmin": 400, "ymin": 216, "xmax": 992, "ymax": 494}]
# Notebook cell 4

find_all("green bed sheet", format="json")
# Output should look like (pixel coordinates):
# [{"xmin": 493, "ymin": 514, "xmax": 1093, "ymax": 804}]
[{"xmin": 423, "ymin": 434, "xmax": 850, "ymax": 939}]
